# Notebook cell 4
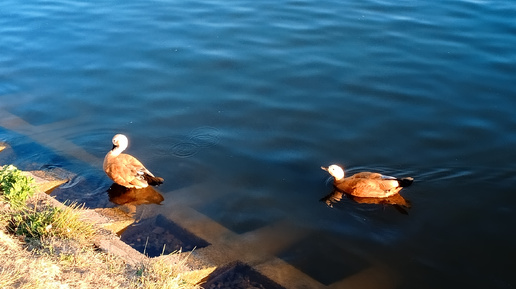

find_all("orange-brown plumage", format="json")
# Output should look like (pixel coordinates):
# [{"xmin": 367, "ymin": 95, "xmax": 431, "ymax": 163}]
[
  {"xmin": 103, "ymin": 134, "xmax": 163, "ymax": 189},
  {"xmin": 322, "ymin": 165, "xmax": 413, "ymax": 198}
]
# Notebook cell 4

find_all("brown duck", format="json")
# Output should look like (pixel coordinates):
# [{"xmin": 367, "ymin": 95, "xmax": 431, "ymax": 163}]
[
  {"xmin": 321, "ymin": 164, "xmax": 413, "ymax": 198},
  {"xmin": 103, "ymin": 134, "xmax": 164, "ymax": 189}
]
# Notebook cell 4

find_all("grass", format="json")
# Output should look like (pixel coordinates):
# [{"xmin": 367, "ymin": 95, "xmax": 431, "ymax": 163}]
[
  {"xmin": 0, "ymin": 165, "xmax": 202, "ymax": 289},
  {"xmin": 9, "ymin": 202, "xmax": 95, "ymax": 241},
  {"xmin": 0, "ymin": 231, "xmax": 133, "ymax": 288},
  {"xmin": 134, "ymin": 257, "xmax": 197, "ymax": 289},
  {"xmin": 1, "ymin": 165, "xmax": 95, "ymax": 242}
]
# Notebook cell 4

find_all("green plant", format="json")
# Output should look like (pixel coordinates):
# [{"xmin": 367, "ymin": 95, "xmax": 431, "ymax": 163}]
[
  {"xmin": 49, "ymin": 202, "xmax": 95, "ymax": 241},
  {"xmin": 10, "ymin": 206, "xmax": 58, "ymax": 239},
  {"xmin": 0, "ymin": 165, "xmax": 35, "ymax": 209},
  {"xmin": 9, "ymin": 203, "xmax": 95, "ymax": 241}
]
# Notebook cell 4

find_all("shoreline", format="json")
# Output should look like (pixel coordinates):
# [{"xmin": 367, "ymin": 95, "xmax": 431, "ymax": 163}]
[
  {"xmin": 0, "ymin": 143, "xmax": 211, "ymax": 288},
  {"xmin": 0, "ymin": 142, "xmax": 295, "ymax": 289}
]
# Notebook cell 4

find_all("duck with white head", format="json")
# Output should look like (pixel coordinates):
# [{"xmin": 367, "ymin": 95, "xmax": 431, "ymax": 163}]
[
  {"xmin": 103, "ymin": 134, "xmax": 164, "ymax": 189},
  {"xmin": 321, "ymin": 164, "xmax": 413, "ymax": 198}
]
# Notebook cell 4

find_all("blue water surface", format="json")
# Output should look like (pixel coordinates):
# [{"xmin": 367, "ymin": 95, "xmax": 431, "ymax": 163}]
[{"xmin": 1, "ymin": 0, "xmax": 516, "ymax": 287}]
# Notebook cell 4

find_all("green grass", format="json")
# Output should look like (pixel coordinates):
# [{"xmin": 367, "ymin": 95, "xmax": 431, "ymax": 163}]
[
  {"xmin": 0, "ymin": 165, "xmax": 35, "ymax": 209},
  {"xmin": 9, "ymin": 202, "xmax": 95, "ymax": 241},
  {"xmin": 0, "ymin": 165, "xmax": 93, "ymax": 241}
]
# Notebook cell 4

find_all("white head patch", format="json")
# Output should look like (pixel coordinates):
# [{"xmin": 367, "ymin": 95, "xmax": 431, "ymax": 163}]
[
  {"xmin": 112, "ymin": 134, "xmax": 129, "ymax": 153},
  {"xmin": 328, "ymin": 164, "xmax": 345, "ymax": 180}
]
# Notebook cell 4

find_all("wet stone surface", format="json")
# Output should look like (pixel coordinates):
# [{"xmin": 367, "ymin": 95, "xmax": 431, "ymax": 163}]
[
  {"xmin": 200, "ymin": 261, "xmax": 286, "ymax": 289},
  {"xmin": 120, "ymin": 214, "xmax": 210, "ymax": 257}
]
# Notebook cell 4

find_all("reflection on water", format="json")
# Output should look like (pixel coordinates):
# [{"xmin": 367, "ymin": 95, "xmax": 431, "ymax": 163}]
[
  {"xmin": 320, "ymin": 188, "xmax": 411, "ymax": 215},
  {"xmin": 107, "ymin": 183, "xmax": 164, "ymax": 206},
  {"xmin": 107, "ymin": 183, "xmax": 164, "ymax": 216}
]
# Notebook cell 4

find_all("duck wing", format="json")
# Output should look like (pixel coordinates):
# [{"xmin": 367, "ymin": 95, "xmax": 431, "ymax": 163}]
[
  {"xmin": 337, "ymin": 174, "xmax": 400, "ymax": 197},
  {"xmin": 121, "ymin": 153, "xmax": 164, "ymax": 186},
  {"xmin": 104, "ymin": 153, "xmax": 149, "ymax": 188},
  {"xmin": 350, "ymin": 172, "xmax": 405, "ymax": 190},
  {"xmin": 351, "ymin": 172, "xmax": 397, "ymax": 180}
]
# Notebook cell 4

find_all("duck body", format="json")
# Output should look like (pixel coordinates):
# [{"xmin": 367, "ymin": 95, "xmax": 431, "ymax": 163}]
[
  {"xmin": 322, "ymin": 165, "xmax": 413, "ymax": 198},
  {"xmin": 103, "ymin": 134, "xmax": 164, "ymax": 189}
]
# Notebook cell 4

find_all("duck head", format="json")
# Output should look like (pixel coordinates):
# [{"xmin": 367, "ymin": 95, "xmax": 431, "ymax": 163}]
[
  {"xmin": 321, "ymin": 164, "xmax": 345, "ymax": 181},
  {"xmin": 111, "ymin": 134, "xmax": 129, "ymax": 154}
]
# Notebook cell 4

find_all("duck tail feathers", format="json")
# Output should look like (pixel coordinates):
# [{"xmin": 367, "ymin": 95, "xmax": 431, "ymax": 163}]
[
  {"xmin": 144, "ymin": 174, "xmax": 164, "ymax": 186},
  {"xmin": 397, "ymin": 177, "xmax": 414, "ymax": 187}
]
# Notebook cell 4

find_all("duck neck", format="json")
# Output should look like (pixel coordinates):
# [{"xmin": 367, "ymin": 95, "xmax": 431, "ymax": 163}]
[{"xmin": 110, "ymin": 145, "xmax": 124, "ymax": 157}]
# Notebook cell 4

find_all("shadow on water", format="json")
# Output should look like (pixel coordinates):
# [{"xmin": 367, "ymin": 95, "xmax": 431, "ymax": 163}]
[
  {"xmin": 200, "ymin": 261, "xmax": 286, "ymax": 289},
  {"xmin": 106, "ymin": 184, "xmax": 211, "ymax": 258},
  {"xmin": 119, "ymin": 214, "xmax": 210, "ymax": 257}
]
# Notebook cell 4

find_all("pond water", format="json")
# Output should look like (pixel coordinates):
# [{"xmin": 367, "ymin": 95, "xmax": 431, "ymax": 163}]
[{"xmin": 1, "ymin": 0, "xmax": 516, "ymax": 288}]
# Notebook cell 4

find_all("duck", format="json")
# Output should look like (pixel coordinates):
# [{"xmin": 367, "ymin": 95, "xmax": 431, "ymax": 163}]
[
  {"xmin": 321, "ymin": 164, "xmax": 413, "ymax": 198},
  {"xmin": 103, "ymin": 134, "xmax": 164, "ymax": 189}
]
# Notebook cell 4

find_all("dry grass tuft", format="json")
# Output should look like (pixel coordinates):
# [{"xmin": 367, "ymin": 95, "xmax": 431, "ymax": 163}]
[
  {"xmin": 133, "ymin": 257, "xmax": 194, "ymax": 289},
  {"xmin": 0, "ymin": 230, "xmax": 133, "ymax": 289}
]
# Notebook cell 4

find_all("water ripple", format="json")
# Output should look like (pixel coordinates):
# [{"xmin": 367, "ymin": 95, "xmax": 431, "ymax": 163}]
[
  {"xmin": 187, "ymin": 126, "xmax": 221, "ymax": 148},
  {"xmin": 157, "ymin": 126, "xmax": 222, "ymax": 158},
  {"xmin": 170, "ymin": 142, "xmax": 200, "ymax": 158}
]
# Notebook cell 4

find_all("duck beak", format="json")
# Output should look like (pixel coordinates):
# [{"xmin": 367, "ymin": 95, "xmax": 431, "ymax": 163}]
[{"xmin": 321, "ymin": 166, "xmax": 328, "ymax": 172}]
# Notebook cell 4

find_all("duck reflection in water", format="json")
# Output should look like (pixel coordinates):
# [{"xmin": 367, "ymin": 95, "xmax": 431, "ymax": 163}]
[
  {"xmin": 107, "ymin": 183, "xmax": 164, "ymax": 206},
  {"xmin": 320, "ymin": 188, "xmax": 411, "ymax": 214}
]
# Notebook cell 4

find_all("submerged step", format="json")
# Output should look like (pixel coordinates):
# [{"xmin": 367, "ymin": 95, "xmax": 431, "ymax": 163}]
[{"xmin": 120, "ymin": 214, "xmax": 210, "ymax": 258}]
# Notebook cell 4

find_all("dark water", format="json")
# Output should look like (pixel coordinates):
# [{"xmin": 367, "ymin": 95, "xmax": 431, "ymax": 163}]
[{"xmin": 1, "ymin": 0, "xmax": 516, "ymax": 288}]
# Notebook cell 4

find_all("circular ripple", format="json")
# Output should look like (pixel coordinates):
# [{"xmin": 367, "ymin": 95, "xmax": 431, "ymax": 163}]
[
  {"xmin": 188, "ymin": 126, "xmax": 220, "ymax": 148},
  {"xmin": 170, "ymin": 142, "xmax": 199, "ymax": 158}
]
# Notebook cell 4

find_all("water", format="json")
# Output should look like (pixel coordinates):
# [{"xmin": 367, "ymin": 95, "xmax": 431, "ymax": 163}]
[{"xmin": 1, "ymin": 0, "xmax": 516, "ymax": 288}]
